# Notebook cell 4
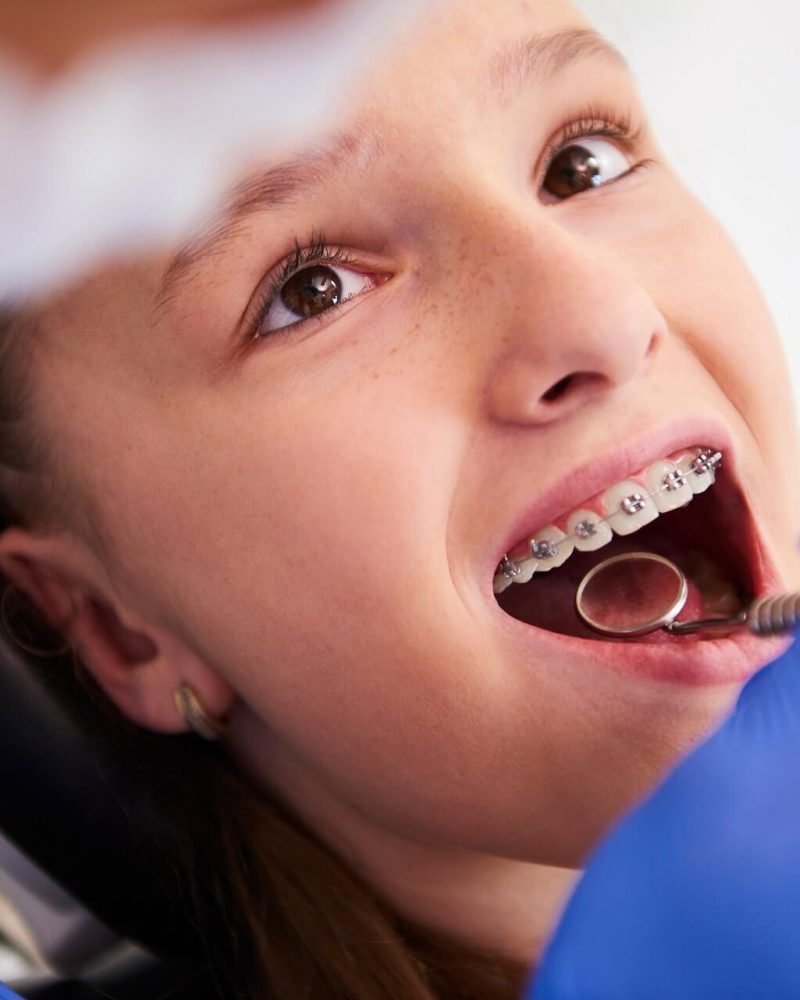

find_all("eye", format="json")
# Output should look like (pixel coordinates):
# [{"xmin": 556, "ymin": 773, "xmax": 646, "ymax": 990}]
[
  {"xmin": 542, "ymin": 137, "xmax": 633, "ymax": 201},
  {"xmin": 260, "ymin": 262, "xmax": 377, "ymax": 335}
]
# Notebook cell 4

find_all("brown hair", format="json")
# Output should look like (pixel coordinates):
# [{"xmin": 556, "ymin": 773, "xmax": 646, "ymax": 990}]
[{"xmin": 0, "ymin": 307, "xmax": 531, "ymax": 998}]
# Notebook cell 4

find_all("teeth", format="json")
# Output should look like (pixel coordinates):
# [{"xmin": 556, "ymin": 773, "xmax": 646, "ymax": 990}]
[
  {"xmin": 529, "ymin": 526, "xmax": 574, "ymax": 572},
  {"xmin": 493, "ymin": 446, "xmax": 724, "ymax": 593},
  {"xmin": 513, "ymin": 558, "xmax": 538, "ymax": 585},
  {"xmin": 604, "ymin": 479, "xmax": 659, "ymax": 536},
  {"xmin": 566, "ymin": 509, "xmax": 613, "ymax": 552},
  {"xmin": 647, "ymin": 460, "xmax": 693, "ymax": 513},
  {"xmin": 678, "ymin": 451, "xmax": 717, "ymax": 494}
]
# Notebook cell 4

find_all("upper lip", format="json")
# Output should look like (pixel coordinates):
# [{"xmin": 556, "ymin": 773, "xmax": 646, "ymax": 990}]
[{"xmin": 489, "ymin": 415, "xmax": 736, "ymax": 580}]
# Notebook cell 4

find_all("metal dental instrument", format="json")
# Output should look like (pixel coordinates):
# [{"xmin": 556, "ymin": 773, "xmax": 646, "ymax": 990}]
[{"xmin": 575, "ymin": 551, "xmax": 800, "ymax": 639}]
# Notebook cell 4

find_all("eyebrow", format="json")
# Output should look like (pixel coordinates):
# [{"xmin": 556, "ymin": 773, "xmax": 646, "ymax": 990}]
[
  {"xmin": 489, "ymin": 27, "xmax": 629, "ymax": 103},
  {"xmin": 154, "ymin": 28, "xmax": 629, "ymax": 311},
  {"xmin": 154, "ymin": 127, "xmax": 379, "ymax": 313}
]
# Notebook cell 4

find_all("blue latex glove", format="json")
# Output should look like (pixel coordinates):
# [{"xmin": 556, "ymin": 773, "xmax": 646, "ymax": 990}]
[
  {"xmin": 530, "ymin": 634, "xmax": 800, "ymax": 1000},
  {"xmin": 0, "ymin": 984, "xmax": 21, "ymax": 1000}
]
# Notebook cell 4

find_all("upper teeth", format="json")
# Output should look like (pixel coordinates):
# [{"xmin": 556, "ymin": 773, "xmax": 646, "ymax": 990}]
[{"xmin": 493, "ymin": 448, "xmax": 722, "ymax": 594}]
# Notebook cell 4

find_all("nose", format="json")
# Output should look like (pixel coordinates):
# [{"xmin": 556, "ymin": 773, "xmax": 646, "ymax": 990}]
[{"xmin": 485, "ymin": 220, "xmax": 665, "ymax": 426}]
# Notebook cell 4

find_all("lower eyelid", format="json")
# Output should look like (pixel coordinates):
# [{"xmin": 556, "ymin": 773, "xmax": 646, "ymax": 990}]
[{"xmin": 541, "ymin": 156, "xmax": 658, "ymax": 204}]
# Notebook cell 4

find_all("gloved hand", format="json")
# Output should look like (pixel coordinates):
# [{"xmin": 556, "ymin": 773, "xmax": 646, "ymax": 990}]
[{"xmin": 529, "ymin": 634, "xmax": 800, "ymax": 1000}]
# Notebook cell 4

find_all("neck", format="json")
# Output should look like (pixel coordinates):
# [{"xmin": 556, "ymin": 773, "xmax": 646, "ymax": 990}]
[
  {"xmin": 341, "ymin": 831, "xmax": 581, "ymax": 964},
  {"xmin": 230, "ymin": 711, "xmax": 581, "ymax": 966}
]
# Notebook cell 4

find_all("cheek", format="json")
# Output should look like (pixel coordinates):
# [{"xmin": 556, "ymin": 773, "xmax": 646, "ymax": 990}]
[
  {"xmin": 104, "ymin": 364, "xmax": 469, "ymax": 679},
  {"xmin": 635, "ymin": 190, "xmax": 800, "ymax": 577},
  {"xmin": 645, "ymin": 194, "xmax": 791, "ymax": 431}
]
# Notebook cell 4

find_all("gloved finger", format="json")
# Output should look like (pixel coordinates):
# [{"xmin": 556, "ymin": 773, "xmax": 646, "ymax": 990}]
[{"xmin": 729, "ymin": 632, "xmax": 800, "ymax": 739}]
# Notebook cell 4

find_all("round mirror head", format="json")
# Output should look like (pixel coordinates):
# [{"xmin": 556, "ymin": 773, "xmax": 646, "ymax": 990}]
[{"xmin": 575, "ymin": 552, "xmax": 688, "ymax": 638}]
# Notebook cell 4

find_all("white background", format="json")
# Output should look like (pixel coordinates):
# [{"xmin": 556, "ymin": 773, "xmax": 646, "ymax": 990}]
[{"xmin": 577, "ymin": 0, "xmax": 800, "ymax": 400}]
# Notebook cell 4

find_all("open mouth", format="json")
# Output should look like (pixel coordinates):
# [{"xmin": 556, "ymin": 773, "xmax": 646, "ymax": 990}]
[{"xmin": 493, "ymin": 446, "xmax": 758, "ymax": 644}]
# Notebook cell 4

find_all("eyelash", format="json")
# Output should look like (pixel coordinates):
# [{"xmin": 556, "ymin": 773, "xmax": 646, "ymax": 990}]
[
  {"xmin": 248, "ymin": 105, "xmax": 649, "ymax": 342},
  {"xmin": 247, "ymin": 235, "xmax": 365, "ymax": 343},
  {"xmin": 543, "ymin": 102, "xmax": 644, "ymax": 173}
]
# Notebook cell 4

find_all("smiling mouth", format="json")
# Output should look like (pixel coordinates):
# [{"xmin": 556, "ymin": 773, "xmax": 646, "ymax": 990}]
[{"xmin": 493, "ymin": 447, "xmax": 757, "ymax": 643}]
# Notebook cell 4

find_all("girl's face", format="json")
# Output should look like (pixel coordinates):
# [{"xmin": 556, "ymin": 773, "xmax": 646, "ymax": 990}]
[{"xmin": 23, "ymin": 0, "xmax": 800, "ymax": 870}]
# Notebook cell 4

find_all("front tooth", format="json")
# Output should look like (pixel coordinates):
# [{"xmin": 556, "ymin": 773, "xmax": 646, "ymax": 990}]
[
  {"xmin": 529, "ymin": 526, "xmax": 574, "ymax": 572},
  {"xmin": 678, "ymin": 451, "xmax": 715, "ymax": 495},
  {"xmin": 647, "ymin": 460, "xmax": 693, "ymax": 513},
  {"xmin": 566, "ymin": 509, "xmax": 613, "ymax": 552},
  {"xmin": 604, "ymin": 479, "xmax": 659, "ymax": 536}
]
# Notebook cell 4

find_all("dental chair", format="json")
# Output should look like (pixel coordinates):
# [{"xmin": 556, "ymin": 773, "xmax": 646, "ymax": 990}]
[{"xmin": 0, "ymin": 619, "xmax": 227, "ymax": 999}]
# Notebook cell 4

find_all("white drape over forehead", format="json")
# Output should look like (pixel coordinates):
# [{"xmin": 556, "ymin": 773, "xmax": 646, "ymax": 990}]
[{"xmin": 0, "ymin": 0, "xmax": 429, "ymax": 300}]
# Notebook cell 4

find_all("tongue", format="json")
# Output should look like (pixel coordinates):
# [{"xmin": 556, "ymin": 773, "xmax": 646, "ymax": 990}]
[{"xmin": 497, "ymin": 528, "xmax": 743, "ymax": 643}]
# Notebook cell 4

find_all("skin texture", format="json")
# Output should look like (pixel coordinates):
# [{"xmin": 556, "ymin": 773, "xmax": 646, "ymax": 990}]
[{"xmin": 2, "ymin": 0, "xmax": 800, "ymax": 963}]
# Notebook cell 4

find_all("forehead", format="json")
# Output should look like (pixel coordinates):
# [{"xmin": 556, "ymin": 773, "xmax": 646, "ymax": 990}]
[{"xmin": 353, "ymin": 0, "xmax": 593, "ymax": 117}]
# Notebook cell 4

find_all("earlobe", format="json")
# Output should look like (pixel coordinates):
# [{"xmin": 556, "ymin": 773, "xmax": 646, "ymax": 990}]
[
  {"xmin": 0, "ymin": 524, "xmax": 235, "ymax": 736},
  {"xmin": 67, "ymin": 591, "xmax": 235, "ymax": 736}
]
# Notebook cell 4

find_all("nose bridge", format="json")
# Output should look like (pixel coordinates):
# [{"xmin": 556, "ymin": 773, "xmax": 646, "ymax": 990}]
[{"xmin": 481, "ymin": 210, "xmax": 665, "ymax": 425}]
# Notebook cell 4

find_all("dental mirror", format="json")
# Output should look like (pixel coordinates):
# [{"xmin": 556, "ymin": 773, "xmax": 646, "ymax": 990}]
[
  {"xmin": 576, "ymin": 551, "xmax": 800, "ymax": 639},
  {"xmin": 575, "ymin": 552, "xmax": 689, "ymax": 638}
]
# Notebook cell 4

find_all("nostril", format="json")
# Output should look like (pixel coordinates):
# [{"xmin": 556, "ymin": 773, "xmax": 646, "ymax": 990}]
[
  {"xmin": 542, "ymin": 375, "xmax": 575, "ymax": 404},
  {"xmin": 645, "ymin": 331, "xmax": 660, "ymax": 360},
  {"xmin": 541, "ymin": 372, "xmax": 608, "ymax": 407}
]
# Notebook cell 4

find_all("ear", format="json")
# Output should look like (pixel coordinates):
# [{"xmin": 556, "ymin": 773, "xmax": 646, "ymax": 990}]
[{"xmin": 0, "ymin": 525, "xmax": 235, "ymax": 734}]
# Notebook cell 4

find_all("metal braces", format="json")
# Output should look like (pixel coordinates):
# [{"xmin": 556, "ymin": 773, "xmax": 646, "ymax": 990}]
[
  {"xmin": 621, "ymin": 494, "xmax": 647, "ymax": 516},
  {"xmin": 498, "ymin": 447, "xmax": 723, "ymax": 580}
]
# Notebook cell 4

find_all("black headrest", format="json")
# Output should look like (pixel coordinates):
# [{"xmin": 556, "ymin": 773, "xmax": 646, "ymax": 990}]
[{"xmin": 0, "ymin": 630, "xmax": 207, "ymax": 967}]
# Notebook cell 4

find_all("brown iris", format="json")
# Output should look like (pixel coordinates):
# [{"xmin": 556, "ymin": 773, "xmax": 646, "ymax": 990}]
[
  {"xmin": 281, "ymin": 265, "xmax": 342, "ymax": 319},
  {"xmin": 544, "ymin": 145, "xmax": 602, "ymax": 199}
]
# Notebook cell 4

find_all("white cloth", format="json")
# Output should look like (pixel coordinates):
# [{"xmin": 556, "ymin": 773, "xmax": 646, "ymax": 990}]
[{"xmin": 0, "ymin": 0, "xmax": 427, "ymax": 299}]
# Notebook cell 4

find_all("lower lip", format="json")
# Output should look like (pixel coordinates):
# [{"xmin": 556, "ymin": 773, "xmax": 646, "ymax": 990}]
[{"xmin": 494, "ymin": 606, "xmax": 789, "ymax": 686}]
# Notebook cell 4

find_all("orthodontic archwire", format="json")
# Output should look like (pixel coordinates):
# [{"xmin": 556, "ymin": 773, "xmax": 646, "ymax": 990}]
[{"xmin": 497, "ymin": 449, "xmax": 723, "ymax": 582}]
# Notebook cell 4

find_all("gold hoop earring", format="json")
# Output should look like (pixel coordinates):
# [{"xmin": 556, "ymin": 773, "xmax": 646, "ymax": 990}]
[
  {"xmin": 0, "ymin": 584, "xmax": 71, "ymax": 659},
  {"xmin": 174, "ymin": 682, "xmax": 227, "ymax": 742}
]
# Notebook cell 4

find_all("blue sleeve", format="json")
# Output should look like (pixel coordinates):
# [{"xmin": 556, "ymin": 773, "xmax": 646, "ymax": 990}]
[
  {"xmin": 0, "ymin": 984, "xmax": 23, "ymax": 1000},
  {"xmin": 530, "ymin": 635, "xmax": 800, "ymax": 1000}
]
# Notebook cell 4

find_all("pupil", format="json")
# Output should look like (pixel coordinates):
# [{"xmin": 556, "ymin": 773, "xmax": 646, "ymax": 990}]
[
  {"xmin": 545, "ymin": 145, "xmax": 602, "ymax": 198},
  {"xmin": 281, "ymin": 265, "xmax": 342, "ymax": 318}
]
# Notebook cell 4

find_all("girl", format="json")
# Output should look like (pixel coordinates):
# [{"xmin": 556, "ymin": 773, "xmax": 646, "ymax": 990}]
[{"xmin": 1, "ymin": 0, "xmax": 798, "ymax": 995}]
